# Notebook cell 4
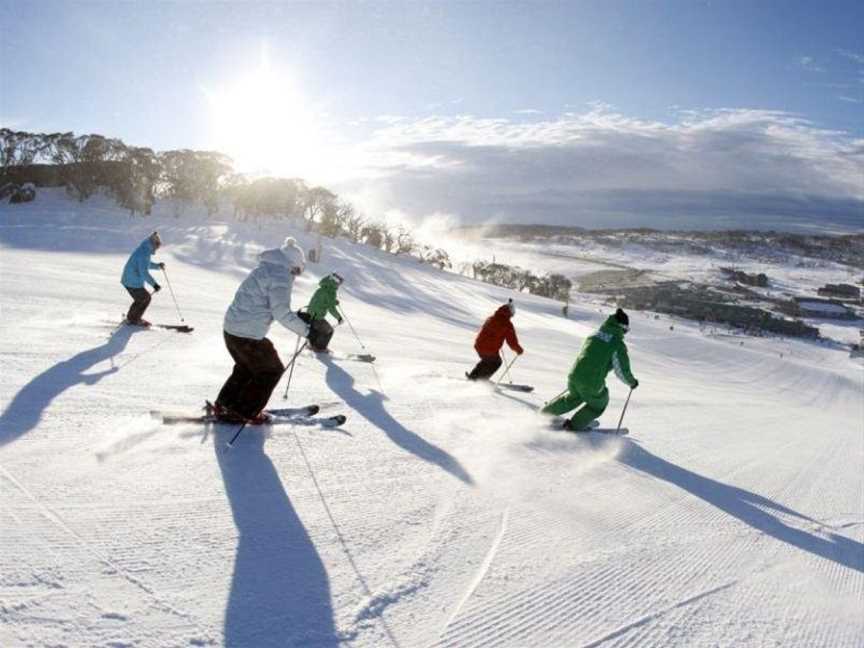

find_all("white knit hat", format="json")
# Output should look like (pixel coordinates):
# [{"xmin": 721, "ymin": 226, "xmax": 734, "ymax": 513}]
[{"xmin": 280, "ymin": 237, "xmax": 306, "ymax": 272}]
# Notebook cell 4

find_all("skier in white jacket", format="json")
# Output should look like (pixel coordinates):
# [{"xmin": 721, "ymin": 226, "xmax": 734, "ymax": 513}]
[{"xmin": 214, "ymin": 237, "xmax": 310, "ymax": 423}]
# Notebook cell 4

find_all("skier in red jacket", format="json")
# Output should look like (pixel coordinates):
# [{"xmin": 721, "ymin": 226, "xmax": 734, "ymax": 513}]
[{"xmin": 466, "ymin": 299, "xmax": 524, "ymax": 381}]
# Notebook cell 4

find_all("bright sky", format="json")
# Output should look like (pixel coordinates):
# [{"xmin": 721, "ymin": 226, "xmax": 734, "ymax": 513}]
[{"xmin": 2, "ymin": 0, "xmax": 862, "ymax": 230}]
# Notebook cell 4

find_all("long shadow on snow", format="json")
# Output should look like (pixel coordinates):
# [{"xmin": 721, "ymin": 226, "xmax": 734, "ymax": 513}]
[
  {"xmin": 319, "ymin": 355, "xmax": 474, "ymax": 485},
  {"xmin": 0, "ymin": 326, "xmax": 136, "ymax": 447},
  {"xmin": 215, "ymin": 429, "xmax": 338, "ymax": 647},
  {"xmin": 619, "ymin": 440, "xmax": 864, "ymax": 574}
]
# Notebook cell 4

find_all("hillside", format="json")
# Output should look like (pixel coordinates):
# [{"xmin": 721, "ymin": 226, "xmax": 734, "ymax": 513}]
[{"xmin": 1, "ymin": 192, "xmax": 862, "ymax": 647}]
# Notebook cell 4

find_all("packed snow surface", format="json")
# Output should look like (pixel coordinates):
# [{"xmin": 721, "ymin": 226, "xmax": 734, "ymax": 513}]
[{"xmin": 1, "ymin": 192, "xmax": 862, "ymax": 647}]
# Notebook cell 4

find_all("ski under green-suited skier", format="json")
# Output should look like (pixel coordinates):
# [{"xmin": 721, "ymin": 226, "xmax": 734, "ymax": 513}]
[{"xmin": 542, "ymin": 308, "xmax": 639, "ymax": 431}]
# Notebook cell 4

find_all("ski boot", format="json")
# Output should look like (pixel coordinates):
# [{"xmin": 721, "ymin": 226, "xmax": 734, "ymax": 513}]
[
  {"xmin": 209, "ymin": 401, "xmax": 246, "ymax": 424},
  {"xmin": 562, "ymin": 418, "xmax": 598, "ymax": 432}
]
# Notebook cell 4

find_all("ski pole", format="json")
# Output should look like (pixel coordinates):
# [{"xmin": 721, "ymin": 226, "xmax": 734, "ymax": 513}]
[
  {"xmin": 544, "ymin": 387, "xmax": 568, "ymax": 407},
  {"xmin": 161, "ymin": 267, "xmax": 185, "ymax": 322},
  {"xmin": 338, "ymin": 307, "xmax": 370, "ymax": 354},
  {"xmin": 282, "ymin": 336, "xmax": 308, "ymax": 399},
  {"xmin": 499, "ymin": 348, "xmax": 514, "ymax": 384},
  {"xmin": 495, "ymin": 353, "xmax": 519, "ymax": 388},
  {"xmin": 338, "ymin": 306, "xmax": 384, "ymax": 392},
  {"xmin": 616, "ymin": 388, "xmax": 633, "ymax": 434},
  {"xmin": 225, "ymin": 421, "xmax": 248, "ymax": 450}
]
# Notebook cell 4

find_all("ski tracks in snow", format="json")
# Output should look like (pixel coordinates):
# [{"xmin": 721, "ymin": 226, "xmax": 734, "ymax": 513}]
[
  {"xmin": 0, "ymin": 463, "xmax": 216, "ymax": 646},
  {"xmin": 439, "ymin": 507, "xmax": 510, "ymax": 636}
]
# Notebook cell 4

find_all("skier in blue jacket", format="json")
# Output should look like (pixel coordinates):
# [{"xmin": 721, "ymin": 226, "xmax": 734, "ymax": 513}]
[{"xmin": 121, "ymin": 232, "xmax": 164, "ymax": 326}]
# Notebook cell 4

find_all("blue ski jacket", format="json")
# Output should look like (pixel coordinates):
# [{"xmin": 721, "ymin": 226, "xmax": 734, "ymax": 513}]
[{"xmin": 121, "ymin": 238, "xmax": 160, "ymax": 289}]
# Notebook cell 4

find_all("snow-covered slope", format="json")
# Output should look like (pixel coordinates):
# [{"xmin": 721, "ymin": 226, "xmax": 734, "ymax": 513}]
[{"xmin": 1, "ymin": 192, "xmax": 862, "ymax": 647}]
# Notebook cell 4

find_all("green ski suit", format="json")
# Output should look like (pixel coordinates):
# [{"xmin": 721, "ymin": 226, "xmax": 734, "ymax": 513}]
[
  {"xmin": 542, "ymin": 316, "xmax": 638, "ymax": 429},
  {"xmin": 306, "ymin": 276, "xmax": 342, "ymax": 323}
]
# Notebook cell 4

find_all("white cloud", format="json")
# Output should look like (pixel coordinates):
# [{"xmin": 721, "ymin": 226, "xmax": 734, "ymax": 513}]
[
  {"xmin": 335, "ymin": 106, "xmax": 864, "ymax": 231},
  {"xmin": 799, "ymin": 56, "xmax": 825, "ymax": 73},
  {"xmin": 837, "ymin": 49, "xmax": 864, "ymax": 65}
]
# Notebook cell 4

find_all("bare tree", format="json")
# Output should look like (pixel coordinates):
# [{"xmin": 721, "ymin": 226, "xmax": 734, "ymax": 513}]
[{"xmin": 395, "ymin": 227, "xmax": 415, "ymax": 255}]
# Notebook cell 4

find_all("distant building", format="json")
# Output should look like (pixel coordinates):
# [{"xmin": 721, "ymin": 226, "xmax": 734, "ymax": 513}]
[
  {"xmin": 791, "ymin": 297, "xmax": 857, "ymax": 320},
  {"xmin": 817, "ymin": 283, "xmax": 861, "ymax": 301}
]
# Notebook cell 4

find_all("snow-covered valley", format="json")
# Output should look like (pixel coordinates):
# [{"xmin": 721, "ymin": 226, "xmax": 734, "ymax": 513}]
[{"xmin": 1, "ymin": 194, "xmax": 862, "ymax": 647}]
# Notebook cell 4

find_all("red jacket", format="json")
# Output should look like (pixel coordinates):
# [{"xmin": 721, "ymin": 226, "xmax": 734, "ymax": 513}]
[{"xmin": 474, "ymin": 305, "xmax": 523, "ymax": 357}]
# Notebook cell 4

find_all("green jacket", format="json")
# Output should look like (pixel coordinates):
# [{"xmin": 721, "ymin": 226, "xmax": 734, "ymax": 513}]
[
  {"xmin": 307, "ymin": 275, "xmax": 342, "ymax": 322},
  {"xmin": 569, "ymin": 316, "xmax": 637, "ymax": 393}
]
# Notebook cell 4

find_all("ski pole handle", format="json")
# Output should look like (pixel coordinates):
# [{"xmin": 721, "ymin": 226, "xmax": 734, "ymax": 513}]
[{"xmin": 616, "ymin": 388, "xmax": 632, "ymax": 434}]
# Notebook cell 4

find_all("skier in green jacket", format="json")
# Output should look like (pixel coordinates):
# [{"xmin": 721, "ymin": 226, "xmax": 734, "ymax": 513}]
[
  {"xmin": 299, "ymin": 273, "xmax": 344, "ymax": 352},
  {"xmin": 542, "ymin": 308, "xmax": 639, "ymax": 431}
]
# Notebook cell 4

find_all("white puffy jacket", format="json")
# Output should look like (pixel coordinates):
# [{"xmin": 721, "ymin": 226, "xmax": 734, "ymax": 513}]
[{"xmin": 223, "ymin": 247, "xmax": 309, "ymax": 340}]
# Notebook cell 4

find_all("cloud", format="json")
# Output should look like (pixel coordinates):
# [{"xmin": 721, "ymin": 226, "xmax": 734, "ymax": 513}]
[
  {"xmin": 799, "ymin": 56, "xmax": 825, "ymax": 73},
  {"xmin": 336, "ymin": 107, "xmax": 864, "ymax": 232},
  {"xmin": 837, "ymin": 49, "xmax": 864, "ymax": 65}
]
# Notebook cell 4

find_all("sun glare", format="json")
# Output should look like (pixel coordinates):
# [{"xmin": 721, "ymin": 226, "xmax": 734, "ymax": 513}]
[{"xmin": 207, "ymin": 57, "xmax": 325, "ymax": 179}]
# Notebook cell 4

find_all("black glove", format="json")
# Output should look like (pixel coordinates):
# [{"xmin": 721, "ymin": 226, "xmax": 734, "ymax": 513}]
[
  {"xmin": 631, "ymin": 379, "xmax": 639, "ymax": 389},
  {"xmin": 158, "ymin": 262, "xmax": 166, "ymax": 270},
  {"xmin": 337, "ymin": 317, "xmax": 344, "ymax": 326},
  {"xmin": 152, "ymin": 283, "xmax": 161, "ymax": 293}
]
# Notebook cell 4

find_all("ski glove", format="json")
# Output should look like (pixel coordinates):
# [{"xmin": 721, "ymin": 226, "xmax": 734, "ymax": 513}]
[
  {"xmin": 152, "ymin": 283, "xmax": 161, "ymax": 292},
  {"xmin": 337, "ymin": 318, "xmax": 344, "ymax": 325},
  {"xmin": 157, "ymin": 262, "xmax": 166, "ymax": 270},
  {"xmin": 631, "ymin": 379, "xmax": 639, "ymax": 389}
]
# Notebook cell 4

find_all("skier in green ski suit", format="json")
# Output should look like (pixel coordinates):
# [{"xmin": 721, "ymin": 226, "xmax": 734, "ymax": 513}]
[
  {"xmin": 542, "ymin": 308, "xmax": 639, "ymax": 430},
  {"xmin": 299, "ymin": 273, "xmax": 344, "ymax": 352}
]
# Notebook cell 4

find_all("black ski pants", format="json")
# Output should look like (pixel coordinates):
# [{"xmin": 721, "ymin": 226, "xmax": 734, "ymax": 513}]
[
  {"xmin": 298, "ymin": 312, "xmax": 334, "ymax": 351},
  {"xmin": 467, "ymin": 354, "xmax": 502, "ymax": 380},
  {"xmin": 124, "ymin": 286, "xmax": 151, "ymax": 323},
  {"xmin": 216, "ymin": 332, "xmax": 284, "ymax": 418}
]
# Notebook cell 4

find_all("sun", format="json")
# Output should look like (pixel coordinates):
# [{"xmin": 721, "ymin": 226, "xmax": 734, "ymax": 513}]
[{"xmin": 207, "ymin": 57, "xmax": 325, "ymax": 179}]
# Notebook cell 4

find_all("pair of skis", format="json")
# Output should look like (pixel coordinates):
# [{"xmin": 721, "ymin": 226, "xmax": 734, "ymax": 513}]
[
  {"xmin": 309, "ymin": 351, "xmax": 376, "ymax": 363},
  {"xmin": 119, "ymin": 315, "xmax": 194, "ymax": 333},
  {"xmin": 547, "ymin": 418, "xmax": 629, "ymax": 436},
  {"xmin": 152, "ymin": 403, "xmax": 347, "ymax": 429}
]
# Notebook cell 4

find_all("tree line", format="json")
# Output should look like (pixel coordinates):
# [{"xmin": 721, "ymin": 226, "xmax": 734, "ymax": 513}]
[{"xmin": 1, "ymin": 127, "xmax": 571, "ymax": 304}]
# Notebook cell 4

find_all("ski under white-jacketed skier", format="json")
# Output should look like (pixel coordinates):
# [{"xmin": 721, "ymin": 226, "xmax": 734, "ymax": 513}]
[
  {"xmin": 121, "ymin": 231, "xmax": 164, "ymax": 326},
  {"xmin": 542, "ymin": 308, "xmax": 639, "ymax": 431},
  {"xmin": 214, "ymin": 237, "xmax": 310, "ymax": 424}
]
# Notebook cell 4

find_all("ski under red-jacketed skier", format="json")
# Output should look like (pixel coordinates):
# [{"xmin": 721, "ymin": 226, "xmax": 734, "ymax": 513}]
[
  {"xmin": 466, "ymin": 298, "xmax": 524, "ymax": 381},
  {"xmin": 542, "ymin": 308, "xmax": 639, "ymax": 431},
  {"xmin": 121, "ymin": 231, "xmax": 164, "ymax": 326},
  {"xmin": 213, "ymin": 237, "xmax": 311, "ymax": 424}
]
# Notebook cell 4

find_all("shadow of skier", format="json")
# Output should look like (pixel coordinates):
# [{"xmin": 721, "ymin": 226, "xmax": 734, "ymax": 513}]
[
  {"xmin": 215, "ymin": 428, "xmax": 339, "ymax": 647},
  {"xmin": 319, "ymin": 355, "xmax": 474, "ymax": 486},
  {"xmin": 0, "ymin": 325, "xmax": 136, "ymax": 447},
  {"xmin": 618, "ymin": 439, "xmax": 864, "ymax": 574}
]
